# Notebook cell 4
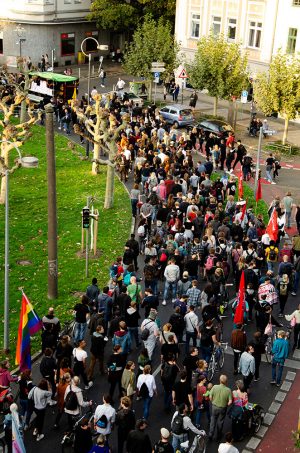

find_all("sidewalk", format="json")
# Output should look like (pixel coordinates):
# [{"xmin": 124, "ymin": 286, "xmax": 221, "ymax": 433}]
[{"xmin": 256, "ymin": 371, "xmax": 300, "ymax": 453}]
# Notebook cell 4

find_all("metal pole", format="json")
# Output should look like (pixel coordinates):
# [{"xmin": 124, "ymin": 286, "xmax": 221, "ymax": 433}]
[
  {"xmin": 85, "ymin": 196, "xmax": 91, "ymax": 278},
  {"xmin": 51, "ymin": 49, "xmax": 55, "ymax": 72},
  {"xmin": 254, "ymin": 126, "xmax": 263, "ymax": 196},
  {"xmin": 4, "ymin": 170, "xmax": 9, "ymax": 353},
  {"xmin": 87, "ymin": 53, "xmax": 91, "ymax": 106},
  {"xmin": 19, "ymin": 40, "xmax": 21, "ymax": 57},
  {"xmin": 45, "ymin": 104, "xmax": 58, "ymax": 299},
  {"xmin": 181, "ymin": 81, "xmax": 184, "ymax": 104}
]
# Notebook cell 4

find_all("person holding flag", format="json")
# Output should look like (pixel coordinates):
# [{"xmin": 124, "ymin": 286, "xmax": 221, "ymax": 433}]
[
  {"xmin": 238, "ymin": 170, "xmax": 243, "ymax": 199},
  {"xmin": 15, "ymin": 292, "xmax": 43, "ymax": 372}
]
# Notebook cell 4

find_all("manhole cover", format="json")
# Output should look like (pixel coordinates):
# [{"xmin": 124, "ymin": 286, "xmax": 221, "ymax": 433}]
[{"xmin": 17, "ymin": 260, "xmax": 32, "ymax": 266}]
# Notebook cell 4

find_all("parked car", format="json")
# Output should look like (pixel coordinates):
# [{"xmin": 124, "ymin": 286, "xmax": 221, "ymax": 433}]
[
  {"xmin": 192, "ymin": 118, "xmax": 234, "ymax": 138},
  {"xmin": 116, "ymin": 91, "xmax": 144, "ymax": 107},
  {"xmin": 159, "ymin": 104, "xmax": 195, "ymax": 127}
]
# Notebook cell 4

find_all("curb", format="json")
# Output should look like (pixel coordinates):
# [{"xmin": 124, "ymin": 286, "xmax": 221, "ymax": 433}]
[{"xmin": 242, "ymin": 371, "xmax": 297, "ymax": 452}]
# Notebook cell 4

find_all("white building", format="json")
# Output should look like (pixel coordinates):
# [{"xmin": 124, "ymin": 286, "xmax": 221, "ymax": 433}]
[
  {"xmin": 175, "ymin": 0, "xmax": 300, "ymax": 74},
  {"xmin": 0, "ymin": 0, "xmax": 117, "ymax": 67}
]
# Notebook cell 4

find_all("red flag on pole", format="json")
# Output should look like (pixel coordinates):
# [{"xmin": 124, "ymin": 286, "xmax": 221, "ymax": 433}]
[
  {"xmin": 240, "ymin": 200, "xmax": 247, "ymax": 221},
  {"xmin": 255, "ymin": 177, "xmax": 262, "ymax": 202},
  {"xmin": 266, "ymin": 208, "xmax": 278, "ymax": 241},
  {"xmin": 238, "ymin": 170, "xmax": 243, "ymax": 199},
  {"xmin": 234, "ymin": 270, "xmax": 245, "ymax": 325}
]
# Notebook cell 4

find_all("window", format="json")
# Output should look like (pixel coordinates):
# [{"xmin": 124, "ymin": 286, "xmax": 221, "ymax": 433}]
[
  {"xmin": 64, "ymin": 0, "xmax": 71, "ymax": 3},
  {"xmin": 191, "ymin": 13, "xmax": 200, "ymax": 38},
  {"xmin": 212, "ymin": 16, "xmax": 221, "ymax": 35},
  {"xmin": 287, "ymin": 28, "xmax": 298, "ymax": 53},
  {"xmin": 61, "ymin": 33, "xmax": 75, "ymax": 56},
  {"xmin": 248, "ymin": 21, "xmax": 262, "ymax": 48},
  {"xmin": 228, "ymin": 18, "xmax": 237, "ymax": 40},
  {"xmin": 0, "ymin": 31, "xmax": 3, "ymax": 55},
  {"xmin": 293, "ymin": 0, "xmax": 300, "ymax": 5},
  {"xmin": 85, "ymin": 31, "xmax": 98, "ymax": 52}
]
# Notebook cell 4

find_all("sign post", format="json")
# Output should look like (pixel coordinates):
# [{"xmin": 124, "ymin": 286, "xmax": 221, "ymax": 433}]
[
  {"xmin": 178, "ymin": 68, "xmax": 189, "ymax": 105},
  {"xmin": 151, "ymin": 62, "xmax": 165, "ymax": 102},
  {"xmin": 241, "ymin": 90, "xmax": 248, "ymax": 104}
]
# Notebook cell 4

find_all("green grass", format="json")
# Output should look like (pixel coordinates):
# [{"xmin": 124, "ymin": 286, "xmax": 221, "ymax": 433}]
[{"xmin": 0, "ymin": 125, "xmax": 131, "ymax": 360}]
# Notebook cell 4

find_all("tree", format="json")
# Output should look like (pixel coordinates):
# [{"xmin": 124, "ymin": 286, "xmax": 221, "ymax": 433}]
[
  {"xmin": 88, "ymin": 0, "xmax": 175, "ymax": 32},
  {"xmin": 187, "ymin": 33, "xmax": 248, "ymax": 115},
  {"xmin": 123, "ymin": 15, "xmax": 178, "ymax": 83},
  {"xmin": 72, "ymin": 95, "xmax": 129, "ymax": 209},
  {"xmin": 254, "ymin": 51, "xmax": 300, "ymax": 145},
  {"xmin": 0, "ymin": 85, "xmax": 40, "ymax": 204}
]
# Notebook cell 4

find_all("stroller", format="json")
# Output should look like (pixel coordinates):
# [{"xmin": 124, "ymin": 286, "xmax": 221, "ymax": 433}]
[{"xmin": 181, "ymin": 432, "xmax": 207, "ymax": 453}]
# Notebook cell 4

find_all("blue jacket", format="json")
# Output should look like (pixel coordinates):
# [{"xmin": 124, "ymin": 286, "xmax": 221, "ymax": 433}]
[
  {"xmin": 272, "ymin": 338, "xmax": 289, "ymax": 364},
  {"xmin": 112, "ymin": 330, "xmax": 132, "ymax": 355}
]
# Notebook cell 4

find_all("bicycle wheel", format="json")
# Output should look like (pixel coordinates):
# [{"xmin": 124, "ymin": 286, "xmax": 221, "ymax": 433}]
[
  {"xmin": 207, "ymin": 356, "xmax": 215, "ymax": 381},
  {"xmin": 265, "ymin": 338, "xmax": 272, "ymax": 363},
  {"xmin": 217, "ymin": 347, "xmax": 225, "ymax": 369}
]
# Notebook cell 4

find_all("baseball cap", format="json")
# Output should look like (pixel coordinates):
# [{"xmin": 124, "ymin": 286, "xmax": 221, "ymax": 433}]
[
  {"xmin": 161, "ymin": 428, "xmax": 170, "ymax": 439},
  {"xmin": 183, "ymin": 271, "xmax": 189, "ymax": 277}
]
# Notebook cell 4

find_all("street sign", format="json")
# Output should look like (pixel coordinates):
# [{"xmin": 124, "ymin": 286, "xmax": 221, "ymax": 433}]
[
  {"xmin": 154, "ymin": 72, "xmax": 160, "ymax": 78},
  {"xmin": 150, "ymin": 67, "xmax": 165, "ymax": 72},
  {"xmin": 154, "ymin": 77, "xmax": 159, "ymax": 84},
  {"xmin": 241, "ymin": 90, "xmax": 248, "ymax": 104},
  {"xmin": 151, "ymin": 61, "xmax": 165, "ymax": 67},
  {"xmin": 178, "ymin": 68, "xmax": 188, "ymax": 79}
]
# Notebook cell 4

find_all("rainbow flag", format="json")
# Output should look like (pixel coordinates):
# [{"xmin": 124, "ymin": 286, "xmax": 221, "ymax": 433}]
[{"xmin": 15, "ymin": 292, "xmax": 42, "ymax": 371}]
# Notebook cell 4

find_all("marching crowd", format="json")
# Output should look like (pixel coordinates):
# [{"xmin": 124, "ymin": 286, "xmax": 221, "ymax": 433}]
[{"xmin": 2, "ymin": 88, "xmax": 300, "ymax": 453}]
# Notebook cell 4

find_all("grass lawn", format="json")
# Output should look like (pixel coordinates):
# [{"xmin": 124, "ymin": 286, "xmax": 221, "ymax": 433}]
[{"xmin": 0, "ymin": 125, "xmax": 131, "ymax": 360}]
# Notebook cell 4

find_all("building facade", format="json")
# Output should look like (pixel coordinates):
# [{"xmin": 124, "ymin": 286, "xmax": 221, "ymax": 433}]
[
  {"xmin": 0, "ymin": 0, "xmax": 116, "ymax": 68},
  {"xmin": 175, "ymin": 0, "xmax": 300, "ymax": 74}
]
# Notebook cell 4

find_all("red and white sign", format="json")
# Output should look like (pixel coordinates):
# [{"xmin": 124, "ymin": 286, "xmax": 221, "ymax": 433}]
[{"xmin": 178, "ymin": 68, "xmax": 189, "ymax": 79}]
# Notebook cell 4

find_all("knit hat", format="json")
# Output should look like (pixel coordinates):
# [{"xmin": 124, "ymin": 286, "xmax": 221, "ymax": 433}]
[
  {"xmin": 148, "ymin": 309, "xmax": 157, "ymax": 321},
  {"xmin": 161, "ymin": 428, "xmax": 170, "ymax": 439}
]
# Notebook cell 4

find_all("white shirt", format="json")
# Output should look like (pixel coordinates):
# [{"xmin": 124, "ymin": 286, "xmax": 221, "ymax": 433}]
[
  {"xmin": 123, "ymin": 149, "xmax": 131, "ymax": 161},
  {"xmin": 73, "ymin": 347, "xmax": 87, "ymax": 362},
  {"xmin": 141, "ymin": 319, "xmax": 159, "ymax": 338},
  {"xmin": 184, "ymin": 311, "xmax": 199, "ymax": 333},
  {"xmin": 137, "ymin": 374, "xmax": 156, "ymax": 397},
  {"xmin": 94, "ymin": 403, "xmax": 116, "ymax": 435},
  {"xmin": 116, "ymin": 79, "xmax": 125, "ymax": 90},
  {"xmin": 218, "ymin": 443, "xmax": 239, "ymax": 453},
  {"xmin": 261, "ymin": 233, "xmax": 270, "ymax": 246}
]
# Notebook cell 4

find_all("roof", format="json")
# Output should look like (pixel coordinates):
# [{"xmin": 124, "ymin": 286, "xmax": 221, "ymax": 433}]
[
  {"xmin": 160, "ymin": 104, "xmax": 192, "ymax": 110},
  {"xmin": 29, "ymin": 71, "xmax": 78, "ymax": 82}
]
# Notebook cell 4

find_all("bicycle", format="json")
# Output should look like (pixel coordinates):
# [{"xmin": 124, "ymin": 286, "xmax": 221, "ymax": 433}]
[
  {"xmin": 207, "ymin": 342, "xmax": 228, "ymax": 382},
  {"xmin": 61, "ymin": 405, "xmax": 97, "ymax": 452},
  {"xmin": 265, "ymin": 325, "xmax": 293, "ymax": 363},
  {"xmin": 59, "ymin": 319, "xmax": 76, "ymax": 339}
]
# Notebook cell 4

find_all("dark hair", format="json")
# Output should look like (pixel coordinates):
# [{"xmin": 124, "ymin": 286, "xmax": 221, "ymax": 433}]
[
  {"xmin": 225, "ymin": 432, "xmax": 233, "ymax": 443},
  {"xmin": 178, "ymin": 403, "xmax": 186, "ymax": 414},
  {"xmin": 38, "ymin": 379, "xmax": 48, "ymax": 391},
  {"xmin": 103, "ymin": 394, "xmax": 111, "ymax": 404},
  {"xmin": 82, "ymin": 295, "xmax": 89, "ymax": 305},
  {"xmin": 103, "ymin": 286, "xmax": 109, "ymax": 294},
  {"xmin": 80, "ymin": 417, "xmax": 89, "ymax": 427},
  {"xmin": 44, "ymin": 347, "xmax": 53, "ymax": 357},
  {"xmin": 92, "ymin": 278, "xmax": 97, "ymax": 285},
  {"xmin": 179, "ymin": 370, "xmax": 187, "ymax": 380}
]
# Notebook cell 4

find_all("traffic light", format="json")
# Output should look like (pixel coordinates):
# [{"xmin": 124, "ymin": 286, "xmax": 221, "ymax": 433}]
[{"xmin": 82, "ymin": 207, "xmax": 90, "ymax": 229}]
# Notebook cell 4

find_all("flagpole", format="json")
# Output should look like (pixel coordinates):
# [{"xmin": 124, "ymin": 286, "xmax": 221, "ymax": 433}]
[{"xmin": 254, "ymin": 126, "xmax": 263, "ymax": 198}]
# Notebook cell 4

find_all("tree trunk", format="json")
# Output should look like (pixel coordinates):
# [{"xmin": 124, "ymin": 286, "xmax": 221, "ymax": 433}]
[
  {"xmin": 213, "ymin": 97, "xmax": 218, "ymax": 116},
  {"xmin": 148, "ymin": 80, "xmax": 152, "ymax": 102},
  {"xmin": 92, "ymin": 142, "xmax": 101, "ymax": 175},
  {"xmin": 282, "ymin": 117, "xmax": 289, "ymax": 145},
  {"xmin": 20, "ymin": 76, "xmax": 30, "ymax": 124},
  {"xmin": 227, "ymin": 100, "xmax": 234, "ymax": 127},
  {"xmin": 104, "ymin": 164, "xmax": 115, "ymax": 209}
]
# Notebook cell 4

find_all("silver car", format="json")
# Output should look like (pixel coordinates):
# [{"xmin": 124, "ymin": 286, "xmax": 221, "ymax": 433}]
[{"xmin": 159, "ymin": 104, "xmax": 194, "ymax": 127}]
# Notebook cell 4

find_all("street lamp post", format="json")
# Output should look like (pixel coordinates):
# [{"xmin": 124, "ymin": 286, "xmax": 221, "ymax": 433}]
[
  {"xmin": 15, "ymin": 24, "xmax": 26, "ymax": 58},
  {"xmin": 0, "ymin": 140, "xmax": 38, "ymax": 353}
]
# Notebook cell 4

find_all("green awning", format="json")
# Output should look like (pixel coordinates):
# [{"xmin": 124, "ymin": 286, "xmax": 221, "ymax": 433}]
[{"xmin": 29, "ymin": 71, "xmax": 78, "ymax": 82}]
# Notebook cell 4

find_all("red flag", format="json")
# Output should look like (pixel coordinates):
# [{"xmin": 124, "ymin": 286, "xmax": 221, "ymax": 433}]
[
  {"xmin": 234, "ymin": 270, "xmax": 245, "ymax": 325},
  {"xmin": 240, "ymin": 200, "xmax": 247, "ymax": 221},
  {"xmin": 266, "ymin": 208, "xmax": 278, "ymax": 241},
  {"xmin": 238, "ymin": 170, "xmax": 243, "ymax": 199},
  {"xmin": 256, "ymin": 177, "xmax": 262, "ymax": 202}
]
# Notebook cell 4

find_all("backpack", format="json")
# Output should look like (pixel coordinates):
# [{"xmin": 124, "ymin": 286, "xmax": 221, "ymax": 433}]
[
  {"xmin": 141, "ymin": 320, "xmax": 153, "ymax": 341},
  {"xmin": 161, "ymin": 363, "xmax": 173, "ymax": 383},
  {"xmin": 245, "ymin": 250, "xmax": 254, "ymax": 264},
  {"xmin": 171, "ymin": 413, "xmax": 185, "ymax": 435},
  {"xmin": 191, "ymin": 370, "xmax": 200, "ymax": 390},
  {"xmin": 139, "ymin": 382, "xmax": 149, "ymax": 398},
  {"xmin": 269, "ymin": 247, "xmax": 277, "ymax": 261},
  {"xmin": 205, "ymin": 255, "xmax": 215, "ymax": 270},
  {"xmin": 110, "ymin": 263, "xmax": 120, "ymax": 278},
  {"xmin": 65, "ymin": 386, "xmax": 78, "ymax": 411},
  {"xmin": 123, "ymin": 272, "xmax": 132, "ymax": 286},
  {"xmin": 137, "ymin": 225, "xmax": 145, "ymax": 237},
  {"xmin": 279, "ymin": 282, "xmax": 288, "ymax": 296},
  {"xmin": 144, "ymin": 265, "xmax": 155, "ymax": 282},
  {"xmin": 96, "ymin": 414, "xmax": 108, "ymax": 429},
  {"xmin": 159, "ymin": 252, "xmax": 167, "ymax": 263}
]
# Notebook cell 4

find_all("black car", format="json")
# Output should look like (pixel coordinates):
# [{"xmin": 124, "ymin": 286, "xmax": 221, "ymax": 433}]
[{"xmin": 192, "ymin": 119, "xmax": 234, "ymax": 138}]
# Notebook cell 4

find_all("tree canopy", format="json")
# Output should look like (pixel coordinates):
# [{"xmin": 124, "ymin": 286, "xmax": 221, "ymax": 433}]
[
  {"xmin": 88, "ymin": 0, "xmax": 176, "ymax": 31},
  {"xmin": 123, "ymin": 15, "xmax": 178, "ymax": 80},
  {"xmin": 187, "ymin": 33, "xmax": 248, "ymax": 114},
  {"xmin": 254, "ymin": 50, "xmax": 300, "ymax": 144}
]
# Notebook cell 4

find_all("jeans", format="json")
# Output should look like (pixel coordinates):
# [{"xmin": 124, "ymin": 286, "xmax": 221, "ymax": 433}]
[
  {"xmin": 293, "ymin": 271, "xmax": 300, "ymax": 294},
  {"xmin": 172, "ymin": 433, "xmax": 188, "ymax": 453},
  {"xmin": 201, "ymin": 345, "xmax": 213, "ymax": 364},
  {"xmin": 19, "ymin": 399, "xmax": 33, "ymax": 426},
  {"xmin": 233, "ymin": 351, "xmax": 241, "ymax": 372},
  {"xmin": 131, "ymin": 199, "xmax": 138, "ymax": 217},
  {"xmin": 88, "ymin": 353, "xmax": 105, "ymax": 380},
  {"xmin": 293, "ymin": 323, "xmax": 300, "ymax": 349},
  {"xmin": 209, "ymin": 405, "xmax": 227, "ymax": 439},
  {"xmin": 266, "ymin": 169, "xmax": 273, "ymax": 183},
  {"xmin": 272, "ymin": 359, "xmax": 284, "ymax": 384},
  {"xmin": 243, "ymin": 372, "xmax": 253, "ymax": 391},
  {"xmin": 195, "ymin": 400, "xmax": 211, "ymax": 426},
  {"xmin": 128, "ymin": 327, "xmax": 140, "ymax": 348},
  {"xmin": 163, "ymin": 281, "xmax": 177, "ymax": 301},
  {"xmin": 142, "ymin": 396, "xmax": 152, "ymax": 420},
  {"xmin": 286, "ymin": 211, "xmax": 292, "ymax": 228},
  {"xmin": 267, "ymin": 261, "xmax": 275, "ymax": 271},
  {"xmin": 185, "ymin": 331, "xmax": 197, "ymax": 354},
  {"xmin": 74, "ymin": 322, "xmax": 87, "ymax": 344},
  {"xmin": 145, "ymin": 279, "xmax": 158, "ymax": 296},
  {"xmin": 34, "ymin": 408, "xmax": 46, "ymax": 435}
]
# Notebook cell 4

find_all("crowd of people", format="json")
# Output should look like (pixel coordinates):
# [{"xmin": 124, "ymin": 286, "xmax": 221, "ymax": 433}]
[{"xmin": 1, "ymin": 85, "xmax": 300, "ymax": 453}]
